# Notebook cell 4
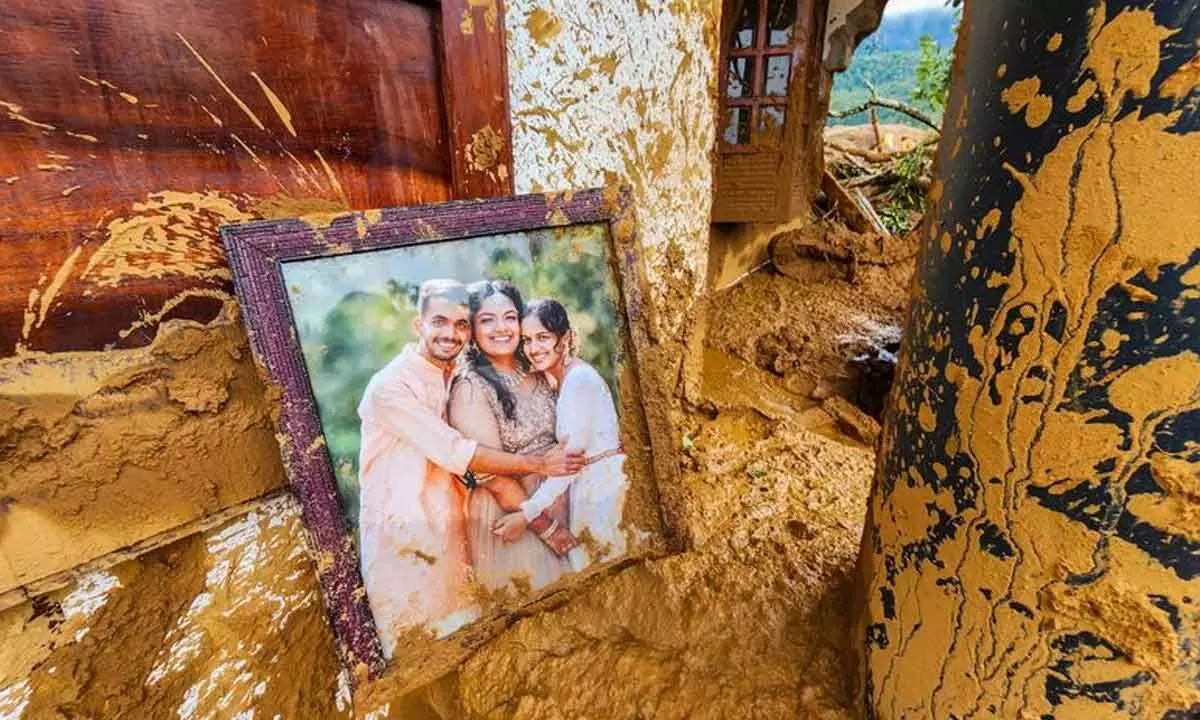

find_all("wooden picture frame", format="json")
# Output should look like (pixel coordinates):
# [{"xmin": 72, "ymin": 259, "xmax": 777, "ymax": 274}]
[{"xmin": 220, "ymin": 187, "xmax": 675, "ymax": 687}]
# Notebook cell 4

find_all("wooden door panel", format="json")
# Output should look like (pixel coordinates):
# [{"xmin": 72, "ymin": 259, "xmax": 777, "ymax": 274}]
[{"xmin": 0, "ymin": 0, "xmax": 509, "ymax": 354}]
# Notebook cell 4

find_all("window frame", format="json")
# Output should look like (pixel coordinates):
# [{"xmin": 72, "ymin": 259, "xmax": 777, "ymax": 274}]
[
  {"xmin": 718, "ymin": 0, "xmax": 802, "ymax": 154},
  {"xmin": 711, "ymin": 0, "xmax": 825, "ymax": 224}
]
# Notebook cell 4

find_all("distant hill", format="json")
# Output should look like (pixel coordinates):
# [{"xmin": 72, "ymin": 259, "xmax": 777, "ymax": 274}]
[
  {"xmin": 829, "ymin": 7, "xmax": 958, "ymax": 128},
  {"xmin": 868, "ymin": 8, "xmax": 957, "ymax": 50}
]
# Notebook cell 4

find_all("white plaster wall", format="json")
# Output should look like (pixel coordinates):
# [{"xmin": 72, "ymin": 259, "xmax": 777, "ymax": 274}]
[{"xmin": 505, "ymin": 0, "xmax": 720, "ymax": 332}]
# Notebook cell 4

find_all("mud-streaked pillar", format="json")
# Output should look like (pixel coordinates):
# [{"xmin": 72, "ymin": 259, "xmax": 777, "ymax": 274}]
[{"xmin": 856, "ymin": 1, "xmax": 1200, "ymax": 717}]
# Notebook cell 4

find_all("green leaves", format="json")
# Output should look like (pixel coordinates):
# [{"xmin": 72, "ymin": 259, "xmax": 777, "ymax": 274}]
[{"xmin": 912, "ymin": 35, "xmax": 953, "ymax": 115}]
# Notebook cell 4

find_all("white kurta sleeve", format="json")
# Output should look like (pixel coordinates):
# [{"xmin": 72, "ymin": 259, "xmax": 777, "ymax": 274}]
[
  {"xmin": 518, "ymin": 368, "xmax": 596, "ymax": 520},
  {"xmin": 554, "ymin": 369, "xmax": 596, "ymax": 454},
  {"xmin": 360, "ymin": 377, "xmax": 478, "ymax": 476}
]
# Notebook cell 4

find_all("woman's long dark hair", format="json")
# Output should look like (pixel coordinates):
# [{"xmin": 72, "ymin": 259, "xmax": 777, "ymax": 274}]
[{"xmin": 464, "ymin": 280, "xmax": 528, "ymax": 421}]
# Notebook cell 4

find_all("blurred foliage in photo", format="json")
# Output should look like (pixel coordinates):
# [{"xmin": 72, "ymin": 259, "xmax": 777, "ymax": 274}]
[{"xmin": 282, "ymin": 225, "xmax": 623, "ymax": 532}]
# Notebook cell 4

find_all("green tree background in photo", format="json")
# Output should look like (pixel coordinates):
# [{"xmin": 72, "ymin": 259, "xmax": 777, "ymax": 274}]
[{"xmin": 281, "ymin": 225, "xmax": 623, "ymax": 533}]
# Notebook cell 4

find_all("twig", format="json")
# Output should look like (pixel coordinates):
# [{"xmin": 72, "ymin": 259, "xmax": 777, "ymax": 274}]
[
  {"xmin": 826, "ymin": 140, "xmax": 893, "ymax": 163},
  {"xmin": 864, "ymin": 79, "xmax": 883, "ymax": 150},
  {"xmin": 832, "ymin": 151, "xmax": 875, "ymax": 174},
  {"xmin": 829, "ymin": 96, "xmax": 942, "ymax": 132},
  {"xmin": 845, "ymin": 170, "xmax": 892, "ymax": 189},
  {"xmin": 852, "ymin": 188, "xmax": 889, "ymax": 236}
]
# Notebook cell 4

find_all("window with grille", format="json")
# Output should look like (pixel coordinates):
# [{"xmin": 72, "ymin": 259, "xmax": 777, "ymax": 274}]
[
  {"xmin": 721, "ymin": 0, "xmax": 798, "ymax": 149},
  {"xmin": 712, "ymin": 0, "xmax": 822, "ymax": 224}
]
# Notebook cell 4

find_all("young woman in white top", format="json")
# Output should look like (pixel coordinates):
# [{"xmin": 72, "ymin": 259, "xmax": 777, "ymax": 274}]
[{"xmin": 492, "ymin": 298, "xmax": 628, "ymax": 570}]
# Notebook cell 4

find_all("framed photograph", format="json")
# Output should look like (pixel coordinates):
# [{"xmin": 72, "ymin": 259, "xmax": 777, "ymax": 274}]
[{"xmin": 221, "ymin": 187, "xmax": 675, "ymax": 687}]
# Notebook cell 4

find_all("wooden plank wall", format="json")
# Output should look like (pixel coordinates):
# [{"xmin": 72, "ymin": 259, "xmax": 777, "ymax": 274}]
[{"xmin": 0, "ymin": 0, "xmax": 512, "ymax": 355}]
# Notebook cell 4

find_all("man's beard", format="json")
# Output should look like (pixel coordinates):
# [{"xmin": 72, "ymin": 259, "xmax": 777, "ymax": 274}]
[{"xmin": 428, "ymin": 340, "xmax": 463, "ymax": 361}]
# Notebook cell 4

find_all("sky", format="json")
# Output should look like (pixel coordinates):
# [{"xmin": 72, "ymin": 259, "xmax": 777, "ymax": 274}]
[{"xmin": 883, "ymin": 0, "xmax": 950, "ymax": 16}]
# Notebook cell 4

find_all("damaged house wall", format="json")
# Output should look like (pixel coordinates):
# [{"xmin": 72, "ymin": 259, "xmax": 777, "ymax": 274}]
[
  {"xmin": 0, "ymin": 1, "xmax": 721, "ymax": 718},
  {"xmin": 707, "ymin": 0, "xmax": 889, "ymax": 291}
]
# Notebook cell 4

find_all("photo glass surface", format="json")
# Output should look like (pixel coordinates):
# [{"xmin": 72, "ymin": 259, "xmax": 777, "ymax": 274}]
[{"xmin": 279, "ymin": 223, "xmax": 643, "ymax": 657}]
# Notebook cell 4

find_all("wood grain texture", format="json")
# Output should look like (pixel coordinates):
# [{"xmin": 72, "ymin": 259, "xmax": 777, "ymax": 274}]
[
  {"xmin": 712, "ymin": 151, "xmax": 785, "ymax": 221},
  {"xmin": 0, "ymin": 0, "xmax": 513, "ymax": 356},
  {"xmin": 438, "ymin": 0, "xmax": 515, "ymax": 199}
]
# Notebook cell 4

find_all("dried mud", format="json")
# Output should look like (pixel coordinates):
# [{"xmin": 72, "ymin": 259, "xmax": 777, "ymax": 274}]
[
  {"xmin": 0, "ymin": 260, "xmax": 904, "ymax": 719},
  {"xmin": 707, "ymin": 258, "xmax": 910, "ymax": 408},
  {"xmin": 0, "ymin": 497, "xmax": 346, "ymax": 719},
  {"xmin": 0, "ymin": 308, "xmax": 285, "ymax": 592}
]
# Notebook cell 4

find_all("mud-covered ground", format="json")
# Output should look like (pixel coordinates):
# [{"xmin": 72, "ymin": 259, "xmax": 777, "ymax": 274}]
[
  {"xmin": 380, "ymin": 255, "xmax": 912, "ymax": 718},
  {"xmin": 0, "ymin": 249, "xmax": 911, "ymax": 719}
]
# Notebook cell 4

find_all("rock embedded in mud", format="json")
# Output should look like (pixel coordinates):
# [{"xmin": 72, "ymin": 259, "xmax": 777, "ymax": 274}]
[
  {"xmin": 846, "ymin": 335, "xmax": 900, "ymax": 418},
  {"xmin": 822, "ymin": 395, "xmax": 881, "ymax": 446},
  {"xmin": 755, "ymin": 326, "xmax": 812, "ymax": 376}
]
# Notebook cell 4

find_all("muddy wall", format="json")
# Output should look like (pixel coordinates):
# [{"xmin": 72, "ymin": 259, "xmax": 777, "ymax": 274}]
[
  {"xmin": 0, "ymin": 2, "xmax": 719, "ymax": 717},
  {"xmin": 856, "ymin": 1, "xmax": 1200, "ymax": 717}
]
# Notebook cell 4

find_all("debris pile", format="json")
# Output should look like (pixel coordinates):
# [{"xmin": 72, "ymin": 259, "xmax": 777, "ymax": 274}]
[{"xmin": 822, "ymin": 123, "xmax": 938, "ymax": 236}]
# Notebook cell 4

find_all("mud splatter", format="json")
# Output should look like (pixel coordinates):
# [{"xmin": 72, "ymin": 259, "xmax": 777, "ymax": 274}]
[
  {"xmin": 231, "ymin": 133, "xmax": 288, "ymax": 191},
  {"xmin": 33, "ymin": 246, "xmax": 83, "ymax": 331},
  {"xmin": 80, "ymin": 190, "xmax": 255, "ymax": 288},
  {"xmin": 860, "ymin": 4, "xmax": 1200, "ymax": 718},
  {"xmin": 176, "ymin": 32, "xmax": 267, "ymax": 131},
  {"xmin": 0, "ymin": 99, "xmax": 56, "ymax": 132},
  {"xmin": 1001, "ymin": 76, "xmax": 1053, "ymax": 128},
  {"xmin": 526, "ymin": 8, "xmax": 562, "ymax": 46},
  {"xmin": 465, "ymin": 124, "xmax": 504, "ymax": 177},
  {"xmin": 314, "ymin": 150, "xmax": 350, "ymax": 206},
  {"xmin": 250, "ymin": 71, "xmax": 297, "ymax": 137}
]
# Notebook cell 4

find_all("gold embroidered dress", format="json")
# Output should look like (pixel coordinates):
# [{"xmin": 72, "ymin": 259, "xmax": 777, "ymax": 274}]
[{"xmin": 448, "ymin": 368, "xmax": 572, "ymax": 591}]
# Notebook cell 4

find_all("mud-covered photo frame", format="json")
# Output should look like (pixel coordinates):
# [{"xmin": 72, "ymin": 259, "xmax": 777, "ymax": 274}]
[{"xmin": 220, "ymin": 187, "xmax": 678, "ymax": 688}]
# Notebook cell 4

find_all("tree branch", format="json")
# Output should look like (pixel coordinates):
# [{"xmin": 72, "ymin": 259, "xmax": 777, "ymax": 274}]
[{"xmin": 829, "ymin": 97, "xmax": 942, "ymax": 132}]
